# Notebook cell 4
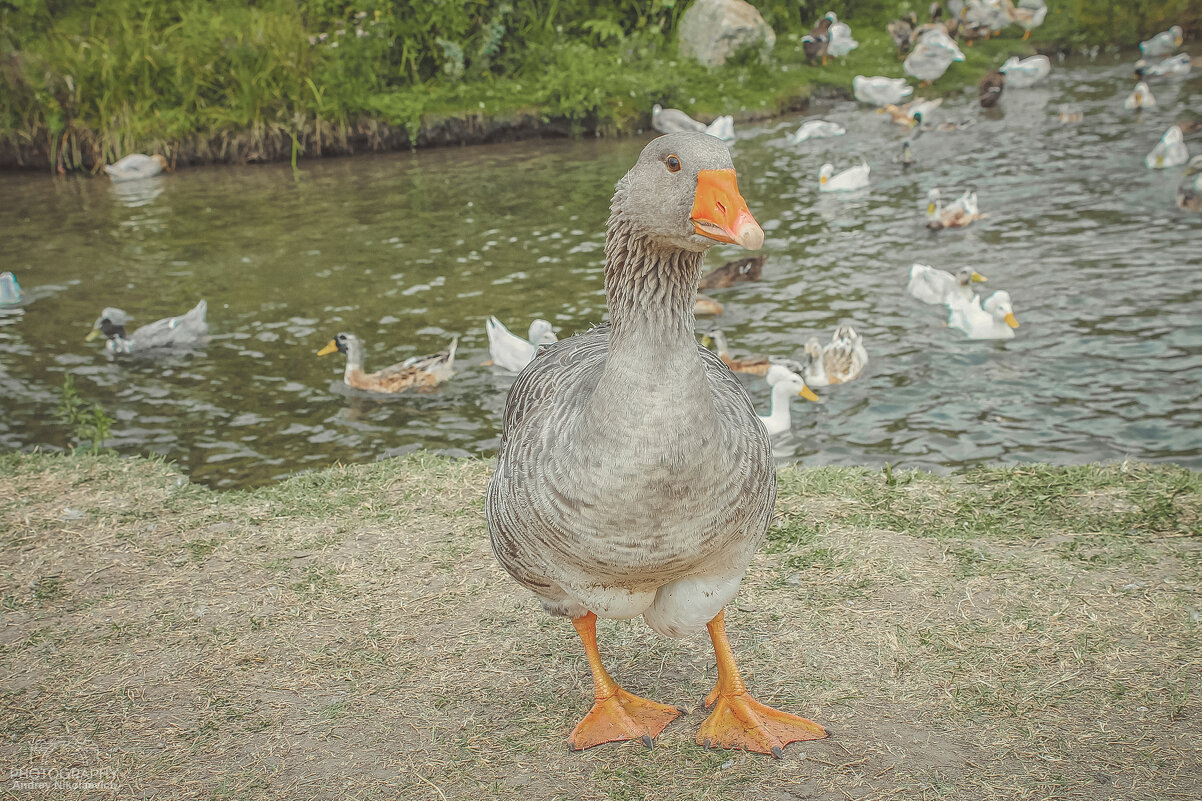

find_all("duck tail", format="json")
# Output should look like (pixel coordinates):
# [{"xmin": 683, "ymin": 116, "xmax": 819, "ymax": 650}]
[{"xmin": 445, "ymin": 336, "xmax": 459, "ymax": 369}]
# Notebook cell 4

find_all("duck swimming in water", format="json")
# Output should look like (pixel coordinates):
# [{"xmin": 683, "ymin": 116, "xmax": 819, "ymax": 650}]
[
  {"xmin": 317, "ymin": 332, "xmax": 457, "ymax": 393},
  {"xmin": 86, "ymin": 300, "xmax": 208, "ymax": 354}
]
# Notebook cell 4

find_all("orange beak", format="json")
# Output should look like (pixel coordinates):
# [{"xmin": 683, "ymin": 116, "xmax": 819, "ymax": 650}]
[{"xmin": 690, "ymin": 169, "xmax": 764, "ymax": 250}]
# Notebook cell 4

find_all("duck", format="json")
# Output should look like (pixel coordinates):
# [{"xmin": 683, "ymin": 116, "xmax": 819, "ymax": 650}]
[
  {"xmin": 1177, "ymin": 120, "xmax": 1202, "ymax": 135},
  {"xmin": 819, "ymin": 161, "xmax": 870, "ymax": 192},
  {"xmin": 1123, "ymin": 81, "xmax": 1157, "ymax": 110},
  {"xmin": 485, "ymin": 316, "xmax": 557, "ymax": 373},
  {"xmin": 1177, "ymin": 156, "xmax": 1202, "ymax": 212},
  {"xmin": 694, "ymin": 294, "xmax": 724, "ymax": 316},
  {"xmin": 699, "ymin": 255, "xmax": 765, "ymax": 289},
  {"xmin": 898, "ymin": 140, "xmax": 917, "ymax": 167},
  {"xmin": 759, "ymin": 365, "xmax": 820, "ymax": 436},
  {"xmin": 979, "ymin": 69, "xmax": 1005, "ymax": 107},
  {"xmin": 907, "ymin": 264, "xmax": 988, "ymax": 306},
  {"xmin": 86, "ymin": 300, "xmax": 208, "ymax": 354},
  {"xmin": 1135, "ymin": 54, "xmax": 1191, "ymax": 79},
  {"xmin": 705, "ymin": 115, "xmax": 736, "ymax": 142},
  {"xmin": 1058, "ymin": 106, "xmax": 1084, "ymax": 123},
  {"xmin": 887, "ymin": 12, "xmax": 919, "ymax": 57},
  {"xmin": 853, "ymin": 75, "xmax": 914, "ymax": 106},
  {"xmin": 949, "ymin": 290, "xmax": 1020, "ymax": 340},
  {"xmin": 787, "ymin": 119, "xmax": 846, "ymax": 144},
  {"xmin": 700, "ymin": 329, "xmax": 803, "ymax": 377},
  {"xmin": 827, "ymin": 19, "xmax": 858, "ymax": 58},
  {"xmin": 486, "ymin": 132, "xmax": 828, "ymax": 757},
  {"xmin": 317, "ymin": 332, "xmax": 457, "ymax": 393},
  {"xmin": 802, "ymin": 325, "xmax": 868, "ymax": 387},
  {"xmin": 805, "ymin": 13, "xmax": 835, "ymax": 64},
  {"xmin": 0, "ymin": 271, "xmax": 22, "ymax": 305},
  {"xmin": 1002, "ymin": 0, "xmax": 1046, "ymax": 39},
  {"xmin": 916, "ymin": 27, "xmax": 965, "ymax": 60},
  {"xmin": 1140, "ymin": 25, "xmax": 1184, "ymax": 58},
  {"xmin": 103, "ymin": 153, "xmax": 168, "ymax": 182},
  {"xmin": 999, "ymin": 55, "xmax": 1050, "ymax": 87},
  {"xmin": 904, "ymin": 41, "xmax": 961, "ymax": 85},
  {"xmin": 926, "ymin": 187, "xmax": 986, "ymax": 229},
  {"xmin": 1146, "ymin": 125, "xmax": 1189, "ymax": 169},
  {"xmin": 651, "ymin": 104, "xmax": 707, "ymax": 134}
]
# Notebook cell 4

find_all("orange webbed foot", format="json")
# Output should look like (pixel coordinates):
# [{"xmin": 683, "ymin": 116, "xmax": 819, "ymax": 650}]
[
  {"xmin": 569, "ymin": 687, "xmax": 682, "ymax": 751},
  {"xmin": 696, "ymin": 691, "xmax": 827, "ymax": 758}
]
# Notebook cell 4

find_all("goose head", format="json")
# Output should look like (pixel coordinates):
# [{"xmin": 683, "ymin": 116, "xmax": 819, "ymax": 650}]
[
  {"xmin": 983, "ymin": 291, "xmax": 1019, "ymax": 329},
  {"xmin": 766, "ymin": 364, "xmax": 820, "ymax": 401},
  {"xmin": 86, "ymin": 307, "xmax": 129, "ymax": 342},
  {"xmin": 614, "ymin": 133, "xmax": 763, "ymax": 253},
  {"xmin": 317, "ymin": 332, "xmax": 365, "ymax": 362}
]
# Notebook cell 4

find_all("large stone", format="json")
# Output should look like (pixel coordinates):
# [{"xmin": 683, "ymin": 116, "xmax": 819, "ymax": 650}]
[{"xmin": 677, "ymin": 0, "xmax": 775, "ymax": 67}]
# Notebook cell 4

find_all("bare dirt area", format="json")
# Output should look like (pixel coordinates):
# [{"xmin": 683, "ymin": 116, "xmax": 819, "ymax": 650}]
[{"xmin": 1, "ymin": 453, "xmax": 1199, "ymax": 800}]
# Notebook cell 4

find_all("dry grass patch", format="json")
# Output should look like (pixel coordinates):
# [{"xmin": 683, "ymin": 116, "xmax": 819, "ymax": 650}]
[{"xmin": 1, "ymin": 453, "xmax": 1199, "ymax": 800}]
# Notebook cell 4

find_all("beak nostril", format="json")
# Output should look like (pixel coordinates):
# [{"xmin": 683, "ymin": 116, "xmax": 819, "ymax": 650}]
[{"xmin": 716, "ymin": 201, "xmax": 727, "ymax": 216}]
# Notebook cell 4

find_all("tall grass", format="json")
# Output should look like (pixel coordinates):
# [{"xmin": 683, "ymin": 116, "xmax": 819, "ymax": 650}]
[{"xmin": 1, "ymin": 0, "xmax": 1197, "ymax": 170}]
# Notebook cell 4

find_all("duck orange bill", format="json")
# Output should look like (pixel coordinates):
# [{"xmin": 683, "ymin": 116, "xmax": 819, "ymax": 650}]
[
  {"xmin": 799, "ymin": 386, "xmax": 820, "ymax": 402},
  {"xmin": 317, "ymin": 340, "xmax": 339, "ymax": 356},
  {"xmin": 1005, "ymin": 312, "xmax": 1020, "ymax": 329},
  {"xmin": 691, "ymin": 169, "xmax": 764, "ymax": 250}
]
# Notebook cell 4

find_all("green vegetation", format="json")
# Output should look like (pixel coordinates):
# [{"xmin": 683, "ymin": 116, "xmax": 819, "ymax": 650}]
[
  {"xmin": 54, "ymin": 374, "xmax": 114, "ymax": 454},
  {"xmin": 2, "ymin": 0, "xmax": 1198, "ymax": 169},
  {"xmin": 0, "ymin": 452, "xmax": 1198, "ymax": 799}
]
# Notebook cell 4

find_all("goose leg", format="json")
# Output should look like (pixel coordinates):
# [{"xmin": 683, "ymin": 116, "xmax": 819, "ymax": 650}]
[
  {"xmin": 695, "ymin": 609, "xmax": 827, "ymax": 757},
  {"xmin": 568, "ymin": 612, "xmax": 682, "ymax": 751}
]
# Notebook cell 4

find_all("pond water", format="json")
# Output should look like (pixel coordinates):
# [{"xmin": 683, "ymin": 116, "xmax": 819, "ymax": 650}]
[{"xmin": 2, "ymin": 54, "xmax": 1200, "ymax": 489}]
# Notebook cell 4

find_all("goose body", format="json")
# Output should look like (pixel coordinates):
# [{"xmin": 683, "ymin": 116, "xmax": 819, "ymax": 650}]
[
  {"xmin": 999, "ymin": 55, "xmax": 1050, "ymax": 87},
  {"xmin": 819, "ymin": 161, "xmax": 870, "ymax": 192},
  {"xmin": 651, "ymin": 104, "xmax": 706, "ymax": 134},
  {"xmin": 1140, "ymin": 26, "xmax": 1184, "ymax": 58},
  {"xmin": 486, "ymin": 317, "xmax": 557, "ymax": 372},
  {"xmin": 1177, "ymin": 156, "xmax": 1202, "ymax": 212},
  {"xmin": 1146, "ymin": 125, "xmax": 1189, "ymax": 170},
  {"xmin": 759, "ymin": 365, "xmax": 819, "ymax": 436},
  {"xmin": 0, "ymin": 272, "xmax": 21, "ymax": 305},
  {"xmin": 1124, "ymin": 81, "xmax": 1157, "ymax": 110},
  {"xmin": 103, "ymin": 153, "xmax": 168, "ymax": 182},
  {"xmin": 318, "ymin": 332, "xmax": 456, "ymax": 393},
  {"xmin": 802, "ymin": 325, "xmax": 868, "ymax": 387},
  {"xmin": 699, "ymin": 255, "xmax": 765, "ymax": 289},
  {"xmin": 853, "ymin": 75, "xmax": 914, "ymax": 106},
  {"xmin": 87, "ymin": 300, "xmax": 207, "ymax": 354},
  {"xmin": 788, "ymin": 120, "xmax": 846, "ymax": 144},
  {"xmin": 949, "ymin": 290, "xmax": 1020, "ymax": 340},
  {"xmin": 486, "ymin": 132, "xmax": 827, "ymax": 755},
  {"xmin": 907, "ymin": 264, "xmax": 988, "ymax": 306}
]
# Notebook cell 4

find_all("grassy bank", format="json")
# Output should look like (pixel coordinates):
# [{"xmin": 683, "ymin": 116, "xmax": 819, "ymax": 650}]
[
  {"xmin": 3, "ymin": 1, "xmax": 1199, "ymax": 171},
  {"xmin": 1, "ymin": 452, "xmax": 1199, "ymax": 799}
]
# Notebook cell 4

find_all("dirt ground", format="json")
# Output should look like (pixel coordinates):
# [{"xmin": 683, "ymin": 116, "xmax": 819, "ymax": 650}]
[{"xmin": 1, "ymin": 453, "xmax": 1199, "ymax": 800}]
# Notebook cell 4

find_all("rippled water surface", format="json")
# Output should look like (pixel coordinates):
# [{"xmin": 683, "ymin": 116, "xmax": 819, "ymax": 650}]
[{"xmin": 2, "ymin": 55, "xmax": 1200, "ymax": 488}]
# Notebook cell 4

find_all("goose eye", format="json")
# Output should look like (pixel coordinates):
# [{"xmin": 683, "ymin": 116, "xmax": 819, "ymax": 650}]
[{"xmin": 666, "ymin": 155, "xmax": 682, "ymax": 173}]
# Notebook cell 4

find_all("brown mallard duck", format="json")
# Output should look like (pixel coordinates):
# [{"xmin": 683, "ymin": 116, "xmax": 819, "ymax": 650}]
[
  {"xmin": 978, "ymin": 69, "xmax": 1005, "ymax": 108},
  {"xmin": 486, "ymin": 132, "xmax": 827, "ymax": 757},
  {"xmin": 698, "ymin": 255, "xmax": 766, "ymax": 289},
  {"xmin": 317, "ymin": 332, "xmax": 456, "ymax": 393},
  {"xmin": 887, "ymin": 12, "xmax": 918, "ymax": 57}
]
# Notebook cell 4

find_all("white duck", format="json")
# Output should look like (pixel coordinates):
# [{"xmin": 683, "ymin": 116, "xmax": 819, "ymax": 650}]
[
  {"xmin": 917, "ymin": 27, "xmax": 965, "ymax": 61},
  {"xmin": 759, "ymin": 365, "xmax": 819, "ymax": 436},
  {"xmin": 1140, "ymin": 26, "xmax": 1184, "ymax": 58},
  {"xmin": 949, "ymin": 290, "xmax": 1020, "ymax": 340},
  {"xmin": 486, "ymin": 316, "xmax": 557, "ymax": 372},
  {"xmin": 999, "ymin": 55, "xmax": 1051, "ymax": 88},
  {"xmin": 802, "ymin": 325, "xmax": 868, "ymax": 387},
  {"xmin": 907, "ymin": 264, "xmax": 988, "ymax": 306},
  {"xmin": 103, "ymin": 153, "xmax": 168, "ymax": 182},
  {"xmin": 819, "ymin": 161, "xmax": 870, "ymax": 192},
  {"xmin": 1123, "ymin": 81, "xmax": 1157, "ymax": 110},
  {"xmin": 705, "ymin": 115, "xmax": 736, "ymax": 142},
  {"xmin": 787, "ymin": 120, "xmax": 846, "ymax": 144},
  {"xmin": 853, "ymin": 75, "xmax": 914, "ymax": 106},
  {"xmin": 904, "ymin": 41, "xmax": 962, "ymax": 85},
  {"xmin": 651, "ymin": 104, "xmax": 706, "ymax": 134},
  {"xmin": 0, "ymin": 272, "xmax": 22, "ymax": 305},
  {"xmin": 1146, "ymin": 126, "xmax": 1189, "ymax": 170},
  {"xmin": 1136, "ymin": 54, "xmax": 1191, "ymax": 78},
  {"xmin": 827, "ymin": 20, "xmax": 858, "ymax": 58}
]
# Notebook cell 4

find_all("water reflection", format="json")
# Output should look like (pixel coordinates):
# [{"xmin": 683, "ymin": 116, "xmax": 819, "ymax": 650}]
[{"xmin": 0, "ymin": 53, "xmax": 1199, "ymax": 488}]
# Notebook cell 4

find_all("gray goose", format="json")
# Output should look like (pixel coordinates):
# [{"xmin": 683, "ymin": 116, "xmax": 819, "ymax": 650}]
[{"xmin": 487, "ymin": 133, "xmax": 827, "ymax": 756}]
